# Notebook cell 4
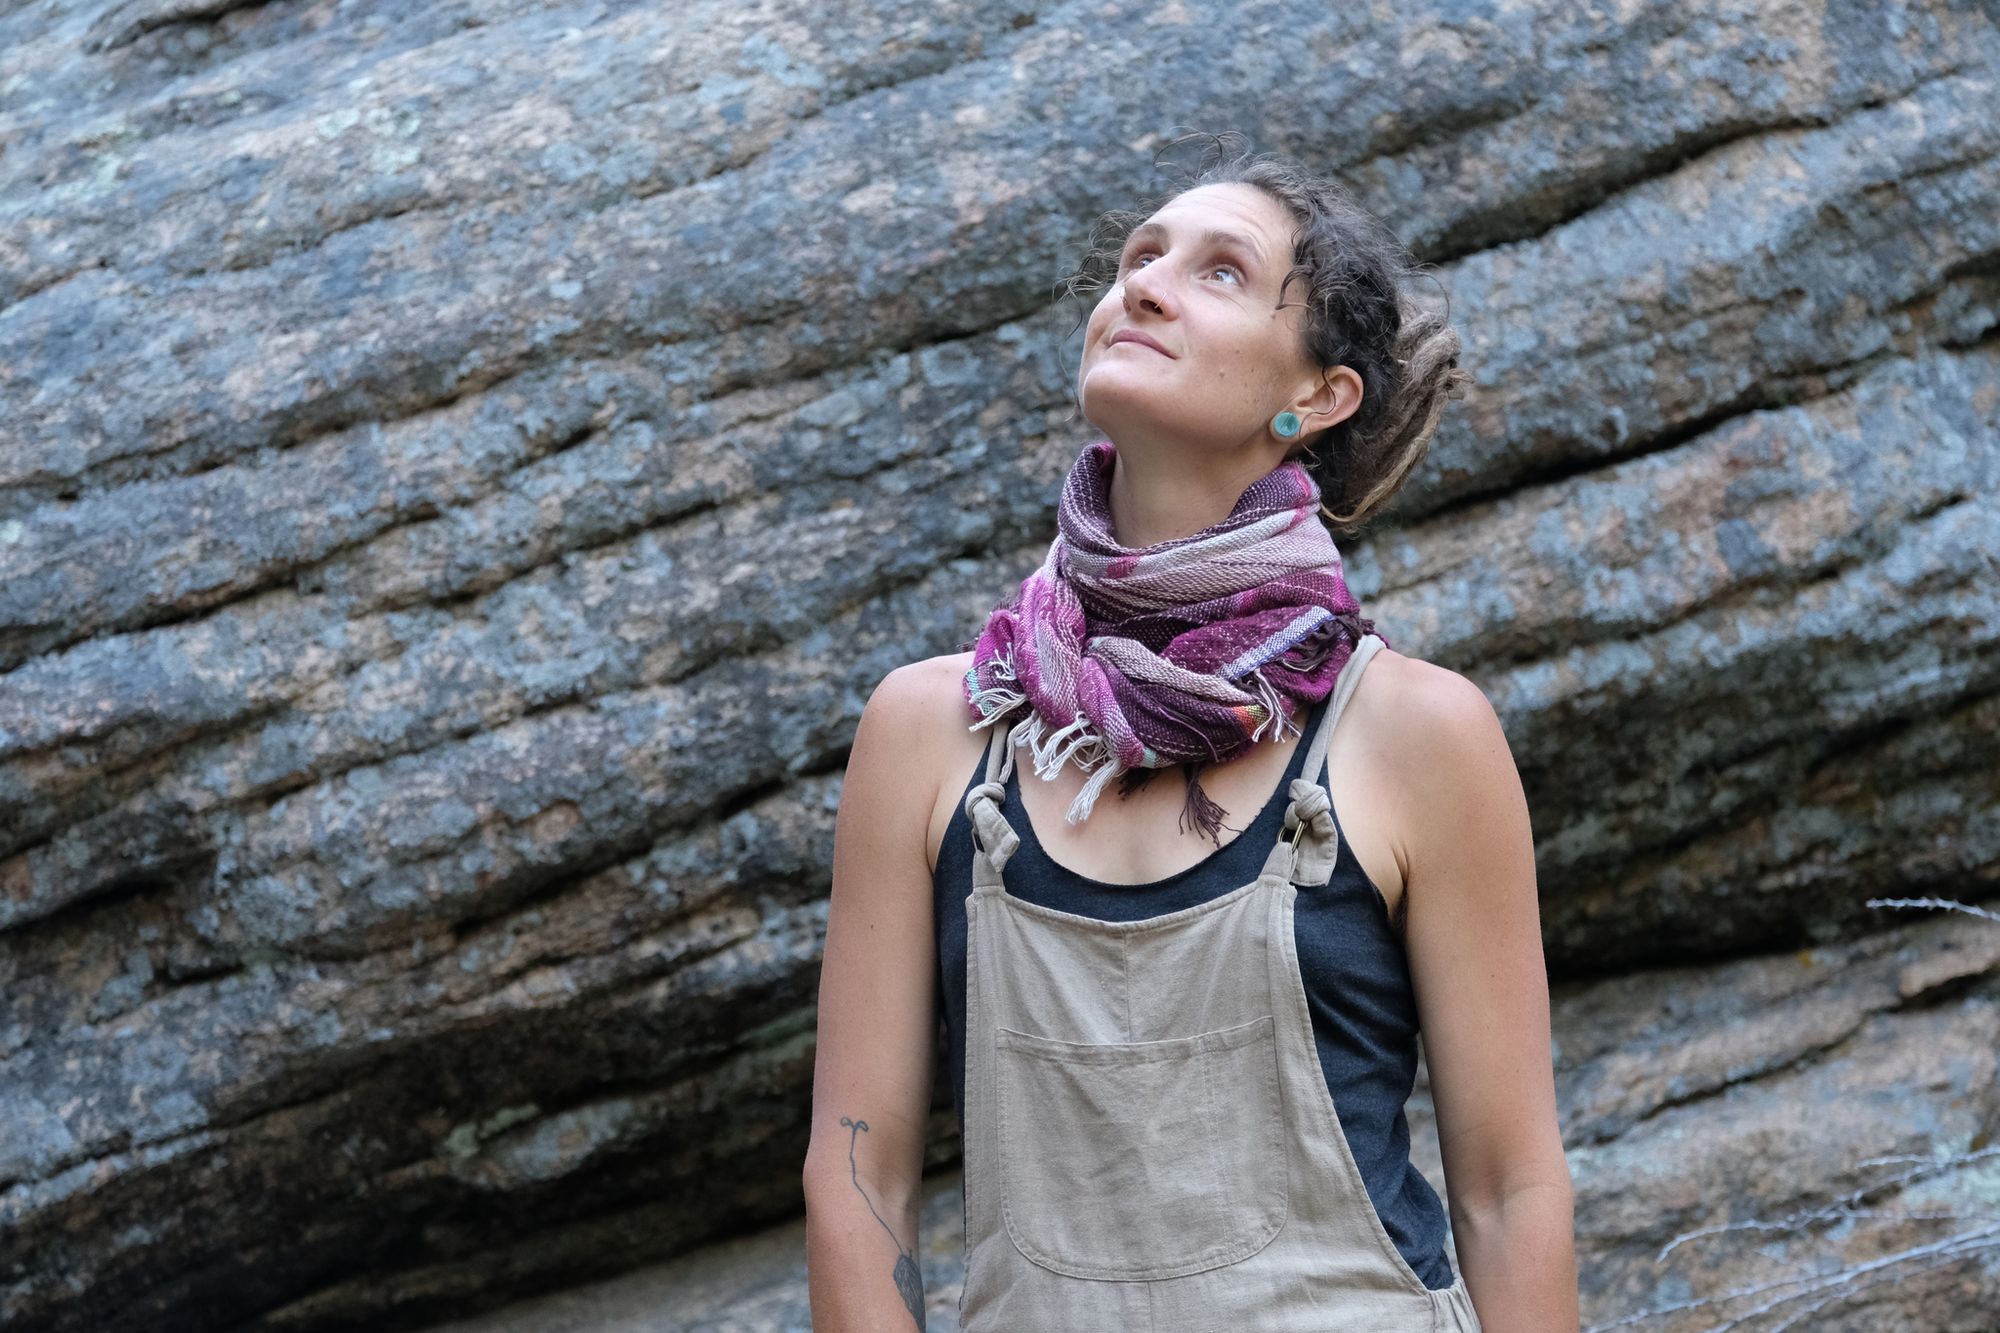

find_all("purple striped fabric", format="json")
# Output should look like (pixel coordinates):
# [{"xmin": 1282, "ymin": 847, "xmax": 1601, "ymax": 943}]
[{"xmin": 964, "ymin": 439, "xmax": 1385, "ymax": 834}]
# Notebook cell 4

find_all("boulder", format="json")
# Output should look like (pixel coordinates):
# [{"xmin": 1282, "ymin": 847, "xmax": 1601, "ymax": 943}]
[{"xmin": 1, "ymin": 0, "xmax": 1994, "ymax": 1328}]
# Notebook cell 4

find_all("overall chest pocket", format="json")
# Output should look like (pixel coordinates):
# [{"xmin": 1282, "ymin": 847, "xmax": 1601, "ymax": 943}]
[{"xmin": 992, "ymin": 1012, "xmax": 1289, "ymax": 1281}]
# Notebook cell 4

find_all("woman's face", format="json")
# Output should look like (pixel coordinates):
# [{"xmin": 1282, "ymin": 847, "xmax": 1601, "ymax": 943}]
[{"xmin": 1078, "ymin": 182, "xmax": 1340, "ymax": 455}]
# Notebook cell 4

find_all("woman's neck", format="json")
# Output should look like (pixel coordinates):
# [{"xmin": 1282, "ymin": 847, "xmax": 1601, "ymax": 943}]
[{"xmin": 1104, "ymin": 442, "xmax": 1284, "ymax": 546}]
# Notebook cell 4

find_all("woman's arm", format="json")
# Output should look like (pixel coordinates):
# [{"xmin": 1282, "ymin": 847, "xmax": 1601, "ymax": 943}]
[
  {"xmin": 1389, "ymin": 661, "xmax": 1579, "ymax": 1333},
  {"xmin": 803, "ymin": 662, "xmax": 947, "ymax": 1332}
]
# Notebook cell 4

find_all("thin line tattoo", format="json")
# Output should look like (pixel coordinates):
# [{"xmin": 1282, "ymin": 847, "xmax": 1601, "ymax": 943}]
[{"xmin": 840, "ymin": 1115, "xmax": 926, "ymax": 1330}]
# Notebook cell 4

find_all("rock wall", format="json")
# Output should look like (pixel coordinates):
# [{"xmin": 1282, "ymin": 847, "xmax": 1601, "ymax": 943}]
[
  {"xmin": 1, "ymin": 0, "xmax": 1995, "ymax": 1330},
  {"xmin": 428, "ymin": 912, "xmax": 2000, "ymax": 1332}
]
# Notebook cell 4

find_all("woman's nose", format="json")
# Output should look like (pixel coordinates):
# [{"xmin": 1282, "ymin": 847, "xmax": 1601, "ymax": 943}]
[{"xmin": 1122, "ymin": 262, "xmax": 1173, "ymax": 317}]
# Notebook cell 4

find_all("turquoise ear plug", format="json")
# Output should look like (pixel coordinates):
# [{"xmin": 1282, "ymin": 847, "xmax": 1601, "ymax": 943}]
[{"xmin": 1271, "ymin": 410, "xmax": 1302, "ymax": 438}]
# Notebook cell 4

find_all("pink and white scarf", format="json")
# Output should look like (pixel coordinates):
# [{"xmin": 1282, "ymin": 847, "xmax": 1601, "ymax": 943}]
[{"xmin": 964, "ymin": 439, "xmax": 1385, "ymax": 842}]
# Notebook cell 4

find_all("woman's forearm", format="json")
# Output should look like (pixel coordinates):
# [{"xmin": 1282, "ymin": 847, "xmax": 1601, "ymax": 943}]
[
  {"xmin": 1453, "ymin": 1180, "xmax": 1580, "ymax": 1333},
  {"xmin": 804, "ymin": 1170, "xmax": 929, "ymax": 1332}
]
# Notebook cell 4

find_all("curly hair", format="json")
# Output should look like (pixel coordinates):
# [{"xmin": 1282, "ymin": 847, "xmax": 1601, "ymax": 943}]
[{"xmin": 1058, "ymin": 130, "xmax": 1473, "ymax": 535}]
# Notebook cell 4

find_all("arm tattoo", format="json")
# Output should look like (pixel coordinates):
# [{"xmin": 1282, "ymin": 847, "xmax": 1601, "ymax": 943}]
[{"xmin": 840, "ymin": 1115, "xmax": 926, "ymax": 1331}]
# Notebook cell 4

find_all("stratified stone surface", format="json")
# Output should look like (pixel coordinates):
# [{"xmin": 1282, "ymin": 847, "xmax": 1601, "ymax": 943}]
[
  {"xmin": 420, "ymin": 913, "xmax": 2000, "ymax": 1333},
  {"xmin": 2, "ymin": 0, "xmax": 1996, "ymax": 1330}
]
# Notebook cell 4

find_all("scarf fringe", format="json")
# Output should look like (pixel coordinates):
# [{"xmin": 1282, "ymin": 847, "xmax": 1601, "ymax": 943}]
[
  {"xmin": 967, "ymin": 646, "xmax": 1026, "ymax": 725},
  {"xmin": 1180, "ymin": 764, "xmax": 1229, "ymax": 845},
  {"xmin": 1032, "ymin": 712, "xmax": 1093, "ymax": 774},
  {"xmin": 1244, "ymin": 668, "xmax": 1291, "ymax": 744},
  {"xmin": 1007, "ymin": 709, "xmax": 1117, "ymax": 820},
  {"xmin": 968, "ymin": 649, "xmax": 1306, "ymax": 830},
  {"xmin": 1067, "ymin": 756, "xmax": 1123, "ymax": 825},
  {"xmin": 968, "ymin": 681, "xmax": 1028, "ymax": 730}
]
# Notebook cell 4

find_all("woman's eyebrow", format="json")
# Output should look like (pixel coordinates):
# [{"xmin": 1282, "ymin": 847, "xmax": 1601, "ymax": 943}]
[{"xmin": 1124, "ymin": 220, "xmax": 1267, "ymax": 269}]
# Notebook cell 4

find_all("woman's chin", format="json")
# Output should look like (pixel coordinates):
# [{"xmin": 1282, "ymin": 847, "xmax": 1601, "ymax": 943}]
[{"xmin": 1077, "ymin": 381, "xmax": 1187, "ymax": 440}]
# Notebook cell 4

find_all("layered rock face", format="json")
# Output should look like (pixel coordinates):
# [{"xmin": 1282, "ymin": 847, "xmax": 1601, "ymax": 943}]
[
  {"xmin": 1, "ymin": 1, "xmax": 1995, "ymax": 1331},
  {"xmin": 431, "ymin": 913, "xmax": 2000, "ymax": 1333}
]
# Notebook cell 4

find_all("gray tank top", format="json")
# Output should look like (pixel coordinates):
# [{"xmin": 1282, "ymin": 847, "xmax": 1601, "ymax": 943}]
[{"xmin": 932, "ymin": 689, "xmax": 1459, "ymax": 1290}]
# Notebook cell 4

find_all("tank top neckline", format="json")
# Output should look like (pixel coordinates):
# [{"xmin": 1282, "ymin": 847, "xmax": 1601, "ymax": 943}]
[{"xmin": 996, "ymin": 690, "xmax": 1332, "ymax": 893}]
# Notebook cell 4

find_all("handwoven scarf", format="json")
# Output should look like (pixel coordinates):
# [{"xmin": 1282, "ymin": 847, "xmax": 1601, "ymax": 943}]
[{"xmin": 963, "ymin": 438, "xmax": 1386, "ymax": 843}]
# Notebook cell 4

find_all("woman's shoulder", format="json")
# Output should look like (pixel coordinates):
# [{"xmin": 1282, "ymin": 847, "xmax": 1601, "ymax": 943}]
[
  {"xmin": 1362, "ymin": 645, "xmax": 1503, "ymax": 752},
  {"xmin": 1353, "ymin": 643, "xmax": 1519, "ymax": 869},
  {"xmin": 871, "ymin": 649, "xmax": 973, "ymax": 702},
  {"xmin": 1352, "ymin": 644, "xmax": 1508, "ymax": 784},
  {"xmin": 866, "ymin": 651, "xmax": 990, "ymax": 877},
  {"xmin": 878, "ymin": 649, "xmax": 979, "ymax": 732}
]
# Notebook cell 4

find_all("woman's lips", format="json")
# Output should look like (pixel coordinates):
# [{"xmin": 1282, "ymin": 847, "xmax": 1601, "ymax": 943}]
[{"xmin": 1109, "ymin": 333, "xmax": 1172, "ymax": 357}]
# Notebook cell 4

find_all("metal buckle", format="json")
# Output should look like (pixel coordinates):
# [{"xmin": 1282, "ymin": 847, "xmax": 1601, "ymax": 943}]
[{"xmin": 1289, "ymin": 816, "xmax": 1307, "ymax": 852}]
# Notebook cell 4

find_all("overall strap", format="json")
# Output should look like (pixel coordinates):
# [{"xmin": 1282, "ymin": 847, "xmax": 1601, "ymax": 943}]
[
  {"xmin": 1266, "ymin": 633, "xmax": 1387, "ymax": 886},
  {"xmin": 963, "ymin": 717, "xmax": 1021, "ymax": 881}
]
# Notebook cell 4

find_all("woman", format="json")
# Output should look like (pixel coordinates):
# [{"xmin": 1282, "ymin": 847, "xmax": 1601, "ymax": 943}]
[{"xmin": 804, "ymin": 133, "xmax": 1577, "ymax": 1332}]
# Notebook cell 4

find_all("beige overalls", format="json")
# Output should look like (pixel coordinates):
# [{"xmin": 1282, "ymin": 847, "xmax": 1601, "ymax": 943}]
[{"xmin": 956, "ymin": 633, "xmax": 1484, "ymax": 1331}]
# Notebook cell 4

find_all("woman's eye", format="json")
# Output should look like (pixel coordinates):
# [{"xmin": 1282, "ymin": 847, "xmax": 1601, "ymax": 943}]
[{"xmin": 1123, "ymin": 250, "xmax": 1242, "ymax": 284}]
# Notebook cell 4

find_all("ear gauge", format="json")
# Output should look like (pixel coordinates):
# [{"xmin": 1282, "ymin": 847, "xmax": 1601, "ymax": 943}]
[{"xmin": 1271, "ymin": 411, "xmax": 1303, "ymax": 439}]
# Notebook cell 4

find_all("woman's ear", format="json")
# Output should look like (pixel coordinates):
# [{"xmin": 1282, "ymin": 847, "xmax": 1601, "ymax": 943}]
[{"xmin": 1296, "ymin": 364, "xmax": 1363, "ymax": 434}]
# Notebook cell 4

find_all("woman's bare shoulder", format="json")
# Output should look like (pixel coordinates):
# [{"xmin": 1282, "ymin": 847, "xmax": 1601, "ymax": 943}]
[
  {"xmin": 1365, "ymin": 645, "xmax": 1501, "ymax": 735},
  {"xmin": 883, "ymin": 650, "xmax": 992, "ymax": 875},
  {"xmin": 863, "ymin": 648, "xmax": 971, "ymax": 747},
  {"xmin": 882, "ymin": 649, "xmax": 977, "ymax": 727},
  {"xmin": 1355, "ymin": 645, "xmax": 1506, "ymax": 766},
  {"xmin": 1356, "ymin": 643, "xmax": 1518, "ymax": 852},
  {"xmin": 842, "ymin": 651, "xmax": 989, "ymax": 880}
]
